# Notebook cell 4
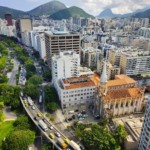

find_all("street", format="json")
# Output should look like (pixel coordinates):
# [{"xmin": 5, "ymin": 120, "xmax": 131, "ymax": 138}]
[{"xmin": 7, "ymin": 58, "xmax": 20, "ymax": 86}]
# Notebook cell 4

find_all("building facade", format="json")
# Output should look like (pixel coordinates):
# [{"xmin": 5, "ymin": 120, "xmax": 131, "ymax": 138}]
[
  {"xmin": 55, "ymin": 76, "xmax": 96, "ymax": 108},
  {"xmin": 45, "ymin": 31, "xmax": 80, "ymax": 68},
  {"xmin": 52, "ymin": 51, "xmax": 80, "ymax": 83},
  {"xmin": 138, "ymin": 100, "xmax": 150, "ymax": 150}
]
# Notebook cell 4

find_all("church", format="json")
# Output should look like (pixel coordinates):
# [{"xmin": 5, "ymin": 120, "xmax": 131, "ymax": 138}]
[{"xmin": 92, "ymin": 61, "xmax": 145, "ymax": 118}]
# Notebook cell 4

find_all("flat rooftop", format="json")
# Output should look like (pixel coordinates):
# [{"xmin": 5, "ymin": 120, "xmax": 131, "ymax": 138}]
[
  {"xmin": 113, "ymin": 116, "xmax": 143, "ymax": 142},
  {"xmin": 61, "ymin": 76, "xmax": 95, "ymax": 90}
]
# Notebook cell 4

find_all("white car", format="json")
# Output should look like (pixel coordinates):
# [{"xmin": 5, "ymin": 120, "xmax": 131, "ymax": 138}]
[
  {"xmin": 31, "ymin": 106, "xmax": 35, "ymax": 110},
  {"xmin": 55, "ymin": 132, "xmax": 61, "ymax": 137},
  {"xmin": 49, "ymin": 126, "xmax": 53, "ymax": 130}
]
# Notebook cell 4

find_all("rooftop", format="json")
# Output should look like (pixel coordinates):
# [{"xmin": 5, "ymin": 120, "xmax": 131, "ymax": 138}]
[
  {"xmin": 104, "ymin": 88, "xmax": 143, "ymax": 101},
  {"xmin": 61, "ymin": 76, "xmax": 95, "ymax": 90}
]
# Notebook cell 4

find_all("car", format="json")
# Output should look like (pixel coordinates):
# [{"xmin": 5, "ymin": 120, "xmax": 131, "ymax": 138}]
[
  {"xmin": 49, "ymin": 133, "xmax": 55, "ymax": 139},
  {"xmin": 78, "ymin": 117, "xmax": 84, "ymax": 120},
  {"xmin": 55, "ymin": 132, "xmax": 61, "ymax": 137},
  {"xmin": 83, "ymin": 114, "xmax": 88, "ymax": 118},
  {"xmin": 68, "ymin": 110, "xmax": 74, "ymax": 114},
  {"xmin": 64, "ymin": 138, "xmax": 70, "ymax": 144},
  {"xmin": 48, "ymin": 125, "xmax": 53, "ymax": 130},
  {"xmin": 75, "ymin": 109, "xmax": 79, "ymax": 112},
  {"xmin": 94, "ymin": 115, "xmax": 100, "ymax": 119},
  {"xmin": 37, "ymin": 112, "xmax": 42, "ymax": 117},
  {"xmin": 72, "ymin": 115, "xmax": 76, "ymax": 119},
  {"xmin": 31, "ymin": 106, "xmax": 35, "ymax": 110},
  {"xmin": 42, "ymin": 118, "xmax": 46, "ymax": 122},
  {"xmin": 25, "ymin": 104, "xmax": 28, "ymax": 108},
  {"xmin": 81, "ymin": 110, "xmax": 86, "ymax": 114},
  {"xmin": 34, "ymin": 116, "xmax": 38, "ymax": 121},
  {"xmin": 68, "ymin": 118, "xmax": 73, "ymax": 121}
]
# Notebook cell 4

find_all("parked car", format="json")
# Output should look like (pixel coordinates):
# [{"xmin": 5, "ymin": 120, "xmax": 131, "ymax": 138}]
[
  {"xmin": 48, "ymin": 125, "xmax": 53, "ymax": 130},
  {"xmin": 55, "ymin": 132, "xmax": 61, "ymax": 137},
  {"xmin": 72, "ymin": 115, "xmax": 76, "ymax": 119}
]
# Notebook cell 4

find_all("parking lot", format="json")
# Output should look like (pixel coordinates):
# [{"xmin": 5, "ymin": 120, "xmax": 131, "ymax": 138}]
[{"xmin": 63, "ymin": 104, "xmax": 99, "ymax": 125}]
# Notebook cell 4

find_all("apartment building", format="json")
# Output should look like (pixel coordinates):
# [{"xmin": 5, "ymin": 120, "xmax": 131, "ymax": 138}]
[
  {"xmin": 55, "ymin": 76, "xmax": 96, "ymax": 108},
  {"xmin": 138, "ymin": 100, "xmax": 150, "ymax": 150},
  {"xmin": 45, "ymin": 31, "xmax": 80, "ymax": 68},
  {"xmin": 120, "ymin": 51, "xmax": 150, "ymax": 75},
  {"xmin": 81, "ymin": 47, "xmax": 104, "ymax": 67},
  {"xmin": 52, "ymin": 51, "xmax": 80, "ymax": 83},
  {"xmin": 97, "ymin": 60, "xmax": 120, "ymax": 80},
  {"xmin": 108, "ymin": 48, "xmax": 122, "ymax": 66}
]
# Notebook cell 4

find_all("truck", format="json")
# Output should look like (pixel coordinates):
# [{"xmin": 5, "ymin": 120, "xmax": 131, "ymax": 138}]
[
  {"xmin": 28, "ymin": 97, "xmax": 33, "ymax": 106},
  {"xmin": 57, "ymin": 138, "xmax": 67, "ymax": 149},
  {"xmin": 38, "ymin": 120, "xmax": 48, "ymax": 131},
  {"xmin": 39, "ymin": 95, "xmax": 42, "ymax": 103},
  {"xmin": 69, "ymin": 140, "xmax": 81, "ymax": 150}
]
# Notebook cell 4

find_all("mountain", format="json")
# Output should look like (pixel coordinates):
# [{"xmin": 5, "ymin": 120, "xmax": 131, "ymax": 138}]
[
  {"xmin": 0, "ymin": 6, "xmax": 26, "ymax": 19},
  {"xmin": 133, "ymin": 9, "xmax": 150, "ymax": 18},
  {"xmin": 28, "ymin": 1, "xmax": 67, "ymax": 17},
  {"xmin": 98, "ymin": 7, "xmax": 150, "ymax": 18},
  {"xmin": 98, "ymin": 9, "xmax": 118, "ymax": 18},
  {"xmin": 49, "ymin": 6, "xmax": 94, "ymax": 20}
]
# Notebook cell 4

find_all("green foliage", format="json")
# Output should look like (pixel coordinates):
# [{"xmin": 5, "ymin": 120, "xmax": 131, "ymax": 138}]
[
  {"xmin": 42, "ymin": 142, "xmax": 57, "ymax": 150},
  {"xmin": 43, "ymin": 70, "xmax": 52, "ymax": 81},
  {"xmin": 32, "ymin": 51, "xmax": 40, "ymax": 59},
  {"xmin": 13, "ymin": 115, "xmax": 31, "ymax": 130},
  {"xmin": 28, "ymin": 75, "xmax": 42, "ymax": 86},
  {"xmin": 75, "ymin": 123, "xmax": 121, "ymax": 150},
  {"xmin": 2, "ymin": 130, "xmax": 35, "ymax": 150},
  {"xmin": 47, "ymin": 101, "xmax": 58, "ymax": 112},
  {"xmin": 0, "ymin": 102, "xmax": 4, "ymax": 110},
  {"xmin": 25, "ymin": 63, "xmax": 36, "ymax": 79},
  {"xmin": 44, "ymin": 86, "xmax": 59, "ymax": 112},
  {"xmin": 24, "ymin": 83, "xmax": 39, "ymax": 99},
  {"xmin": 50, "ymin": 6, "xmax": 94, "ymax": 20},
  {"xmin": 113, "ymin": 125, "xmax": 128, "ymax": 148},
  {"xmin": 0, "ymin": 121, "xmax": 14, "ymax": 149},
  {"xmin": 0, "ymin": 84, "xmax": 21, "ymax": 110},
  {"xmin": 0, "ymin": 111, "xmax": 5, "ymax": 122},
  {"xmin": 0, "ymin": 75, "xmax": 8, "ymax": 83}
]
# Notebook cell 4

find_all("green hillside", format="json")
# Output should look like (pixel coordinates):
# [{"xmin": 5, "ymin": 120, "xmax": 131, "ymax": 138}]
[{"xmin": 50, "ymin": 6, "xmax": 94, "ymax": 20}]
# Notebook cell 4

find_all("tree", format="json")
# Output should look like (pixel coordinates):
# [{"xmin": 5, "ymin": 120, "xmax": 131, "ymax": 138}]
[
  {"xmin": 47, "ymin": 101, "xmax": 58, "ymax": 112},
  {"xmin": 2, "ymin": 130, "xmax": 35, "ymax": 150},
  {"xmin": 75, "ymin": 123, "xmax": 121, "ymax": 150},
  {"xmin": 24, "ymin": 83, "xmax": 39, "ymax": 99},
  {"xmin": 13, "ymin": 115, "xmax": 31, "ymax": 130},
  {"xmin": 28, "ymin": 75, "xmax": 42, "ymax": 86},
  {"xmin": 43, "ymin": 70, "xmax": 52, "ymax": 81},
  {"xmin": 113, "ymin": 125, "xmax": 128, "ymax": 148},
  {"xmin": 0, "ymin": 110, "xmax": 5, "ymax": 122}
]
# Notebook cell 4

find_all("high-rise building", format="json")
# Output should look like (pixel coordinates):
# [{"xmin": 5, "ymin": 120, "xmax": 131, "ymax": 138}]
[
  {"xmin": 97, "ymin": 60, "xmax": 120, "ymax": 80},
  {"xmin": 5, "ymin": 13, "xmax": 13, "ymax": 26},
  {"xmin": 138, "ymin": 100, "xmax": 150, "ymax": 150},
  {"xmin": 52, "ymin": 51, "xmax": 80, "ymax": 83},
  {"xmin": 81, "ymin": 47, "xmax": 104, "ymax": 67},
  {"xmin": 20, "ymin": 18, "xmax": 32, "ymax": 32},
  {"xmin": 45, "ymin": 31, "xmax": 80, "ymax": 68}
]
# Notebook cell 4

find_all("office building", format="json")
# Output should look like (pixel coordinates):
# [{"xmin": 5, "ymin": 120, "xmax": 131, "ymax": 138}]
[{"xmin": 45, "ymin": 31, "xmax": 80, "ymax": 68}]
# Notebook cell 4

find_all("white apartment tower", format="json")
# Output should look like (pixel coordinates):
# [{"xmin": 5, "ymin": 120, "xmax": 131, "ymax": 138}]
[
  {"xmin": 138, "ymin": 100, "xmax": 150, "ymax": 150},
  {"xmin": 52, "ymin": 51, "xmax": 80, "ymax": 83}
]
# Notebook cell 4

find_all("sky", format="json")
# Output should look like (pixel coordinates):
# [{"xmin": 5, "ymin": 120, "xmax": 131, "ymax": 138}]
[{"xmin": 0, "ymin": 0, "xmax": 150, "ymax": 16}]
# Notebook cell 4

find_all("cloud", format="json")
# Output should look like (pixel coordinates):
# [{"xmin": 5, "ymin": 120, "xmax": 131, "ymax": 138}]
[{"xmin": 77, "ymin": 0, "xmax": 150, "ymax": 15}]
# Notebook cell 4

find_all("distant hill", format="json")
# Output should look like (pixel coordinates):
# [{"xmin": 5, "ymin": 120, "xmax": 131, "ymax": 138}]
[
  {"xmin": 133, "ymin": 9, "xmax": 150, "ymax": 18},
  {"xmin": 98, "ymin": 9, "xmax": 119, "ymax": 18},
  {"xmin": 98, "ymin": 7, "xmax": 150, "ymax": 18},
  {"xmin": 0, "ymin": 6, "xmax": 26, "ymax": 19},
  {"xmin": 50, "ymin": 6, "xmax": 94, "ymax": 20},
  {"xmin": 28, "ymin": 1, "xmax": 67, "ymax": 17}
]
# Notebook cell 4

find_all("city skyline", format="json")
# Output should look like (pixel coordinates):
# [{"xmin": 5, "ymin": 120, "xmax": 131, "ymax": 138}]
[{"xmin": 1, "ymin": 0, "xmax": 150, "ymax": 16}]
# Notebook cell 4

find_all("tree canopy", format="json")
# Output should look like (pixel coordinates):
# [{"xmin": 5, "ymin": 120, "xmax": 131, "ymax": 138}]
[{"xmin": 2, "ymin": 130, "xmax": 35, "ymax": 150}]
